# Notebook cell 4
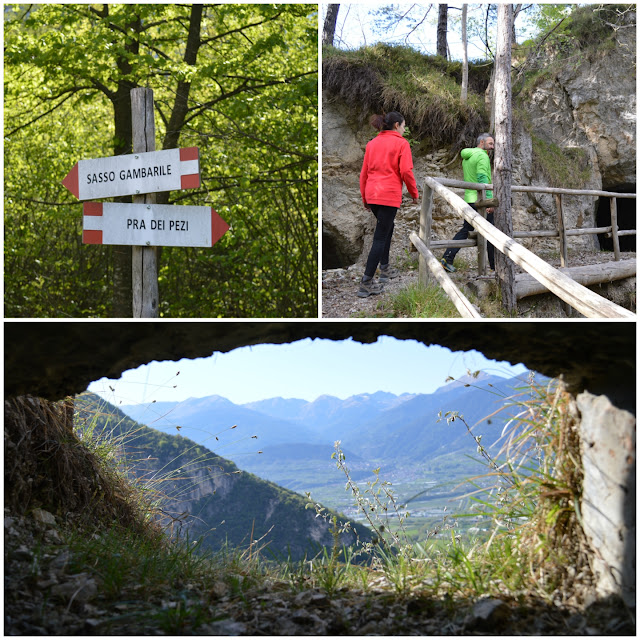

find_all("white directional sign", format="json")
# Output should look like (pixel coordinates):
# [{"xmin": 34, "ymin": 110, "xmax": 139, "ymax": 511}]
[
  {"xmin": 63, "ymin": 147, "xmax": 200, "ymax": 200},
  {"xmin": 82, "ymin": 202, "xmax": 229, "ymax": 248}
]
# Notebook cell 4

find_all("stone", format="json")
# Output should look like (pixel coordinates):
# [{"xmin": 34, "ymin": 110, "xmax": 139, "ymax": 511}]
[
  {"xmin": 45, "ymin": 529, "xmax": 63, "ymax": 544},
  {"xmin": 51, "ymin": 576, "xmax": 97, "ymax": 605},
  {"xmin": 577, "ymin": 391, "xmax": 635, "ymax": 607},
  {"xmin": 32, "ymin": 508, "xmax": 57, "ymax": 527},
  {"xmin": 14, "ymin": 545, "xmax": 33, "ymax": 561},
  {"xmin": 49, "ymin": 550, "xmax": 72, "ymax": 571},
  {"xmin": 202, "ymin": 619, "xmax": 247, "ymax": 635},
  {"xmin": 209, "ymin": 580, "xmax": 228, "ymax": 599},
  {"xmin": 468, "ymin": 598, "xmax": 511, "ymax": 630}
]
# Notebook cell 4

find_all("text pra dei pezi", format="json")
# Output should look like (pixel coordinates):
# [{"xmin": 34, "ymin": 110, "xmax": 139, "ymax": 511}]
[{"xmin": 127, "ymin": 218, "xmax": 189, "ymax": 231}]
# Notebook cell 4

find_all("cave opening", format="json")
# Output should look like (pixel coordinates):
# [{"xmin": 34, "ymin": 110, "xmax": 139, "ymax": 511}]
[
  {"xmin": 596, "ymin": 184, "xmax": 636, "ymax": 252},
  {"xmin": 322, "ymin": 224, "xmax": 357, "ymax": 269}
]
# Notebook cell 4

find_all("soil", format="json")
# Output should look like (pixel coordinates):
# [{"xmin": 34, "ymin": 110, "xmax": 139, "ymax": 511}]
[{"xmin": 4, "ymin": 508, "xmax": 635, "ymax": 636}]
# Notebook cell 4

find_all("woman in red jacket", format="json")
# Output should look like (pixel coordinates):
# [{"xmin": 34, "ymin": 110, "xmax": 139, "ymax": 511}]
[{"xmin": 358, "ymin": 111, "xmax": 419, "ymax": 298}]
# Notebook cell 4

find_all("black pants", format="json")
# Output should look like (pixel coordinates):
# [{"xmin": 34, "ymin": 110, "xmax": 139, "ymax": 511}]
[
  {"xmin": 364, "ymin": 204, "xmax": 397, "ymax": 278},
  {"xmin": 442, "ymin": 207, "xmax": 495, "ymax": 270}
]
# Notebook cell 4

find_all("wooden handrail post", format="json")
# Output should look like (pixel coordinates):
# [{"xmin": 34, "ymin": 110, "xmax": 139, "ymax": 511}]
[
  {"xmin": 610, "ymin": 197, "xmax": 621, "ymax": 261},
  {"xmin": 419, "ymin": 181, "xmax": 434, "ymax": 287},
  {"xmin": 554, "ymin": 193, "xmax": 570, "ymax": 315},
  {"xmin": 555, "ymin": 193, "xmax": 568, "ymax": 268},
  {"xmin": 131, "ymin": 87, "xmax": 159, "ymax": 318},
  {"xmin": 477, "ymin": 188, "xmax": 487, "ymax": 275}
]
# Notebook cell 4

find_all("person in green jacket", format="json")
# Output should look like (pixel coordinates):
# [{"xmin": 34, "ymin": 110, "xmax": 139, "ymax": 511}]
[{"xmin": 441, "ymin": 133, "xmax": 495, "ymax": 272}]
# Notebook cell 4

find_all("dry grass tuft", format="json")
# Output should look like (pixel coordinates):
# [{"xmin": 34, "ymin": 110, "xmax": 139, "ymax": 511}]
[
  {"xmin": 475, "ymin": 377, "xmax": 595, "ymax": 601},
  {"xmin": 503, "ymin": 380, "xmax": 593, "ymax": 598},
  {"xmin": 4, "ymin": 395, "xmax": 154, "ymax": 536},
  {"xmin": 323, "ymin": 44, "xmax": 489, "ymax": 153}
]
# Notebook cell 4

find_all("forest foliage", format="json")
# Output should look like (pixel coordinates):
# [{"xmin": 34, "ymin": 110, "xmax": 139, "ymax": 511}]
[{"xmin": 4, "ymin": 4, "xmax": 318, "ymax": 318}]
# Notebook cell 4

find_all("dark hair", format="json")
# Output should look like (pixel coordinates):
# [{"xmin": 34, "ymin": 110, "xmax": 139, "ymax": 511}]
[{"xmin": 370, "ymin": 111, "xmax": 405, "ymax": 132}]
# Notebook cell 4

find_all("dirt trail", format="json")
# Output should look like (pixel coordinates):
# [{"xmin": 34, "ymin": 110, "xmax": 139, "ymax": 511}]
[{"xmin": 322, "ymin": 246, "xmax": 636, "ymax": 319}]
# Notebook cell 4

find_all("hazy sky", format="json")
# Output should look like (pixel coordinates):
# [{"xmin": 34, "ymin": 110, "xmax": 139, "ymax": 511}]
[
  {"xmin": 88, "ymin": 337, "xmax": 529, "ymax": 407},
  {"xmin": 326, "ymin": 3, "xmax": 542, "ymax": 61}
]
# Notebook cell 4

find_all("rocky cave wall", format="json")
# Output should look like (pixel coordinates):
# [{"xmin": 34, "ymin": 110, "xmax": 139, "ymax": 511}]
[{"xmin": 322, "ymin": 18, "xmax": 636, "ymax": 269}]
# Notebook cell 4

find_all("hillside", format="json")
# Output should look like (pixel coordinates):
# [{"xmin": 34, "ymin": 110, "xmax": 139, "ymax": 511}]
[{"xmin": 74, "ymin": 394, "xmax": 373, "ymax": 561}]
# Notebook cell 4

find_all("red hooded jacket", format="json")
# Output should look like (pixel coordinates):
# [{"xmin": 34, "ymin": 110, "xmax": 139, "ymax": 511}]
[{"xmin": 360, "ymin": 130, "xmax": 419, "ymax": 208}]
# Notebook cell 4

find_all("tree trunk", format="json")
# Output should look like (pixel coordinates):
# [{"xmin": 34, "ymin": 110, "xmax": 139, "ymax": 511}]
[
  {"xmin": 437, "ymin": 4, "xmax": 448, "ymax": 58},
  {"xmin": 460, "ymin": 4, "xmax": 468, "ymax": 103},
  {"xmin": 493, "ymin": 4, "xmax": 516, "ymax": 313},
  {"xmin": 323, "ymin": 4, "xmax": 340, "ymax": 46}
]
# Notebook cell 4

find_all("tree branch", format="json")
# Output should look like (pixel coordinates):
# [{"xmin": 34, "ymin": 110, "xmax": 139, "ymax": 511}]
[{"xmin": 6, "ymin": 89, "xmax": 93, "ymax": 137}]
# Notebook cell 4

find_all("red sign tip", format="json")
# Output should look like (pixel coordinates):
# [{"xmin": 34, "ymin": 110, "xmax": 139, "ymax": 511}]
[
  {"xmin": 62, "ymin": 163, "xmax": 80, "ymax": 199},
  {"xmin": 211, "ymin": 208, "xmax": 229, "ymax": 246}
]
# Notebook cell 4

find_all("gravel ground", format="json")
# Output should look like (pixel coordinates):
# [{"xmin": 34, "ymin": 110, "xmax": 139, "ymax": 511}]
[
  {"xmin": 5, "ymin": 508, "xmax": 635, "ymax": 636},
  {"xmin": 322, "ymin": 244, "xmax": 636, "ymax": 319}
]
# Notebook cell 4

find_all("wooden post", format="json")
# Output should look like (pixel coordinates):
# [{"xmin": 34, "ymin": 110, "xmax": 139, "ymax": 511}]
[
  {"xmin": 418, "ymin": 182, "xmax": 434, "ymax": 287},
  {"xmin": 131, "ymin": 87, "xmax": 159, "ymax": 318},
  {"xmin": 477, "ymin": 188, "xmax": 487, "ymax": 275},
  {"xmin": 610, "ymin": 197, "xmax": 621, "ymax": 261},
  {"xmin": 555, "ymin": 194, "xmax": 568, "ymax": 267},
  {"xmin": 554, "ymin": 194, "xmax": 570, "ymax": 316}
]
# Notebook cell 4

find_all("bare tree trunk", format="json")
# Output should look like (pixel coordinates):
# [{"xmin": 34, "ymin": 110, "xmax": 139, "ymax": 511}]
[
  {"xmin": 494, "ymin": 3, "xmax": 516, "ymax": 313},
  {"xmin": 323, "ymin": 4, "xmax": 340, "ymax": 46},
  {"xmin": 461, "ymin": 4, "xmax": 468, "ymax": 104},
  {"xmin": 437, "ymin": 4, "xmax": 448, "ymax": 58}
]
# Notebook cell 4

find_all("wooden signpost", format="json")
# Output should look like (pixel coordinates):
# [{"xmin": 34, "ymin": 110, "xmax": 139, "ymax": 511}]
[
  {"xmin": 62, "ymin": 87, "xmax": 228, "ymax": 318},
  {"xmin": 82, "ymin": 202, "xmax": 229, "ymax": 247}
]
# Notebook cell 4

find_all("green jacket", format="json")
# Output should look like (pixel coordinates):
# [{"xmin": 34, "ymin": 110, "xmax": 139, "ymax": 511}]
[{"xmin": 461, "ymin": 147, "xmax": 492, "ymax": 203}]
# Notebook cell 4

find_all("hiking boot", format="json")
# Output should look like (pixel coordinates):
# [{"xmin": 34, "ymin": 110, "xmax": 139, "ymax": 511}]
[
  {"xmin": 379, "ymin": 266, "xmax": 400, "ymax": 283},
  {"xmin": 357, "ymin": 280, "xmax": 384, "ymax": 298},
  {"xmin": 440, "ymin": 258, "xmax": 457, "ymax": 273}
]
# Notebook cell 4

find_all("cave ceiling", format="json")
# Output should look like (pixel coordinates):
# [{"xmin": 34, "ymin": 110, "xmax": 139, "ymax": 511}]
[{"xmin": 4, "ymin": 322, "xmax": 635, "ymax": 412}]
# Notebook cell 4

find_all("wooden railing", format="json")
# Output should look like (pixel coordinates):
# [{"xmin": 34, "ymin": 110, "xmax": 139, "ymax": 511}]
[
  {"xmin": 430, "ymin": 177, "xmax": 636, "ymax": 264},
  {"xmin": 413, "ymin": 176, "xmax": 636, "ymax": 319}
]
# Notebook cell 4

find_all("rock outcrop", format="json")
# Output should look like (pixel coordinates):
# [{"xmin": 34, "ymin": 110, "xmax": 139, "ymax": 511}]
[{"xmin": 525, "ymin": 15, "xmax": 636, "ymax": 190}]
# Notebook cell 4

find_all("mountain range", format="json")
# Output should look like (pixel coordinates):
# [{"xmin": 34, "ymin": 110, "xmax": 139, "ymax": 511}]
[{"xmin": 119, "ymin": 372, "xmax": 544, "ymax": 491}]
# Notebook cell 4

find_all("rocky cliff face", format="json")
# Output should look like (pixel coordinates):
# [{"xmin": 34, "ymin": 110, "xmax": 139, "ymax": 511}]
[
  {"xmin": 525, "ymin": 18, "xmax": 636, "ymax": 190},
  {"xmin": 322, "ymin": 17, "xmax": 636, "ymax": 267}
]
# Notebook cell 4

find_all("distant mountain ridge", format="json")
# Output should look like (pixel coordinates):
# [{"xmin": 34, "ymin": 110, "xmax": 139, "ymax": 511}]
[{"xmin": 119, "ymin": 372, "xmax": 544, "ymax": 489}]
